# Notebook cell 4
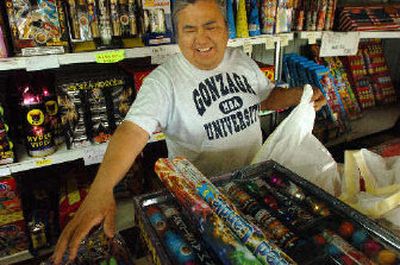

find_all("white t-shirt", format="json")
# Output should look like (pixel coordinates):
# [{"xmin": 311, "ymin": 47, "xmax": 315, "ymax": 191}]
[{"xmin": 125, "ymin": 47, "xmax": 274, "ymax": 176}]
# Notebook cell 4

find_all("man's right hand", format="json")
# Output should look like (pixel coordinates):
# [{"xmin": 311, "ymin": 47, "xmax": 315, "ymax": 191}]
[{"xmin": 52, "ymin": 187, "xmax": 116, "ymax": 264}]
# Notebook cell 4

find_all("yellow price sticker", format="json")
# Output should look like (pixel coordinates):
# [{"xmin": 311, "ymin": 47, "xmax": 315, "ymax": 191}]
[
  {"xmin": 95, "ymin": 50, "xmax": 125, "ymax": 63},
  {"xmin": 35, "ymin": 158, "xmax": 53, "ymax": 167},
  {"xmin": 153, "ymin": 133, "xmax": 165, "ymax": 141}
]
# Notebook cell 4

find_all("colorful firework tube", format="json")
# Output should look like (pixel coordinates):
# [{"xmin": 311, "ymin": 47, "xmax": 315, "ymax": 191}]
[
  {"xmin": 98, "ymin": 0, "xmax": 113, "ymax": 45},
  {"xmin": 160, "ymin": 203, "xmax": 218, "ymax": 265},
  {"xmin": 226, "ymin": 0, "xmax": 236, "ymax": 39},
  {"xmin": 68, "ymin": 0, "xmax": 81, "ymax": 39},
  {"xmin": 154, "ymin": 159, "xmax": 263, "ymax": 265},
  {"xmin": 336, "ymin": 221, "xmax": 399, "ymax": 264},
  {"xmin": 250, "ymin": 179, "xmax": 316, "ymax": 227},
  {"xmin": 319, "ymin": 230, "xmax": 377, "ymax": 265},
  {"xmin": 261, "ymin": 0, "xmax": 277, "ymax": 34},
  {"xmin": 146, "ymin": 206, "xmax": 199, "ymax": 265},
  {"xmin": 128, "ymin": 0, "xmax": 138, "ymax": 36},
  {"xmin": 110, "ymin": 0, "xmax": 121, "ymax": 36},
  {"xmin": 87, "ymin": 0, "xmax": 100, "ymax": 37},
  {"xmin": 236, "ymin": 0, "xmax": 249, "ymax": 38},
  {"xmin": 77, "ymin": 0, "xmax": 92, "ymax": 40},
  {"xmin": 172, "ymin": 158, "xmax": 296, "ymax": 265},
  {"xmin": 248, "ymin": 0, "xmax": 260, "ymax": 36},
  {"xmin": 265, "ymin": 175, "xmax": 330, "ymax": 217},
  {"xmin": 224, "ymin": 182, "xmax": 301, "ymax": 252}
]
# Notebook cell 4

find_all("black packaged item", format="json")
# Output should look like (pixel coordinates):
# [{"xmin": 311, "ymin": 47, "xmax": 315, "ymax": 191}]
[
  {"xmin": 0, "ymin": 105, "xmax": 15, "ymax": 164},
  {"xmin": 17, "ymin": 168, "xmax": 61, "ymax": 254},
  {"xmin": 40, "ymin": 226, "xmax": 136, "ymax": 265},
  {"xmin": 19, "ymin": 76, "xmax": 56, "ymax": 158},
  {"xmin": 56, "ymin": 68, "xmax": 134, "ymax": 149}
]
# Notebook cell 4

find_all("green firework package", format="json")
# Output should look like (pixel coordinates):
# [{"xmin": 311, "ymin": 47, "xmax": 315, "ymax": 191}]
[{"xmin": 56, "ymin": 68, "xmax": 134, "ymax": 149}]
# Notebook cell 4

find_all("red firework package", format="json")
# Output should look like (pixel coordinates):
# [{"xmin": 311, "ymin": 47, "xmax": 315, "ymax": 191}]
[
  {"xmin": 59, "ymin": 168, "xmax": 89, "ymax": 230},
  {"xmin": 0, "ymin": 176, "xmax": 23, "ymax": 214}
]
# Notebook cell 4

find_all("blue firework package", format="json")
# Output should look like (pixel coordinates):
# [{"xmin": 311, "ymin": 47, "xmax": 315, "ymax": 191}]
[
  {"xmin": 227, "ymin": 0, "xmax": 237, "ymax": 39},
  {"xmin": 248, "ymin": 0, "xmax": 261, "ymax": 36}
]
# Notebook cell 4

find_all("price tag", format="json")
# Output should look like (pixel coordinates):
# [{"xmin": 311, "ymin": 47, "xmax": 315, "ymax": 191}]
[
  {"xmin": 264, "ymin": 37, "xmax": 275, "ymax": 50},
  {"xmin": 0, "ymin": 167, "xmax": 11, "ymax": 177},
  {"xmin": 35, "ymin": 158, "xmax": 53, "ymax": 167},
  {"xmin": 151, "ymin": 46, "xmax": 175, "ymax": 65},
  {"xmin": 153, "ymin": 132, "xmax": 165, "ymax": 141},
  {"xmin": 95, "ymin": 50, "xmax": 125, "ymax": 63},
  {"xmin": 26, "ymin": 55, "xmax": 60, "ymax": 71},
  {"xmin": 83, "ymin": 145, "xmax": 107, "ymax": 165},
  {"xmin": 279, "ymin": 35, "xmax": 289, "ymax": 47},
  {"xmin": 243, "ymin": 42, "xmax": 253, "ymax": 55},
  {"xmin": 305, "ymin": 32, "xmax": 317, "ymax": 45},
  {"xmin": 320, "ymin": 32, "xmax": 360, "ymax": 57}
]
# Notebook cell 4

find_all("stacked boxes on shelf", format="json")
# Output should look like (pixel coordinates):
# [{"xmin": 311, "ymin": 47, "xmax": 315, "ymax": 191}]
[{"xmin": 0, "ymin": 176, "xmax": 29, "ymax": 258}]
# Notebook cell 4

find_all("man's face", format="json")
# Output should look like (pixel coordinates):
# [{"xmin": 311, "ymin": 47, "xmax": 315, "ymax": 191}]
[{"xmin": 176, "ymin": 0, "xmax": 228, "ymax": 70}]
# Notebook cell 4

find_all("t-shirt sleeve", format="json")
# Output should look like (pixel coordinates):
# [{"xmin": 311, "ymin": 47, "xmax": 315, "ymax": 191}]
[{"xmin": 124, "ymin": 75, "xmax": 172, "ymax": 136}]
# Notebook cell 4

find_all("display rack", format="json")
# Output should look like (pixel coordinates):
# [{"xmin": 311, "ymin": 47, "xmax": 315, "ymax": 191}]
[
  {"xmin": 0, "ymin": 30, "xmax": 399, "ymax": 264},
  {"xmin": 298, "ymin": 31, "xmax": 400, "ymax": 44},
  {"xmin": 0, "ymin": 34, "xmax": 288, "ymax": 72}
]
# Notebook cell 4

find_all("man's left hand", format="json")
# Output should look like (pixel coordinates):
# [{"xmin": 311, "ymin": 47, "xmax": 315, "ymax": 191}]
[{"xmin": 311, "ymin": 88, "xmax": 327, "ymax": 111}]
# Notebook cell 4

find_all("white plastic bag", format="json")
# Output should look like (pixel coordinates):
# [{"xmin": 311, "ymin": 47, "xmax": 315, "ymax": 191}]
[
  {"xmin": 341, "ymin": 148, "xmax": 400, "ymax": 221},
  {"xmin": 252, "ymin": 84, "xmax": 341, "ymax": 196}
]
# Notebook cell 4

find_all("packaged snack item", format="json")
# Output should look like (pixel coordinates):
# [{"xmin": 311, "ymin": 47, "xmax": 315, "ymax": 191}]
[{"xmin": 5, "ymin": 0, "xmax": 69, "ymax": 56}]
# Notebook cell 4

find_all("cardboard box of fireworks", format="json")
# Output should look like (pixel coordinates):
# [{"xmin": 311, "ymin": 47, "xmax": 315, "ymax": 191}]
[{"xmin": 134, "ymin": 158, "xmax": 400, "ymax": 265}]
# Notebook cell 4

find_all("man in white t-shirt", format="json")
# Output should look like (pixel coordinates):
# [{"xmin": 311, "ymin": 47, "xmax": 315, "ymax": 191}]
[{"xmin": 53, "ymin": 0, "xmax": 326, "ymax": 263}]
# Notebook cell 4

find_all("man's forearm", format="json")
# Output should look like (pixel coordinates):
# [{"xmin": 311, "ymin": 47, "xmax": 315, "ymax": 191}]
[
  {"xmin": 261, "ymin": 87, "xmax": 303, "ymax": 110},
  {"xmin": 90, "ymin": 121, "xmax": 149, "ymax": 192}
]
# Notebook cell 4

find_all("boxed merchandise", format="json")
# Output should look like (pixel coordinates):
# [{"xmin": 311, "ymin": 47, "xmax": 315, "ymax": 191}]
[
  {"xmin": 56, "ymin": 67, "xmax": 134, "ymax": 148},
  {"xmin": 64, "ymin": 0, "xmax": 143, "ymax": 52},
  {"xmin": 338, "ymin": 4, "xmax": 400, "ymax": 32},
  {"xmin": 134, "ymin": 159, "xmax": 400, "ymax": 265},
  {"xmin": 141, "ymin": 0, "xmax": 174, "ymax": 46},
  {"xmin": 0, "ymin": 104, "xmax": 15, "ymax": 164},
  {"xmin": 0, "ymin": 176, "xmax": 23, "ymax": 214},
  {"xmin": 0, "ymin": 214, "xmax": 29, "ymax": 258},
  {"xmin": 4, "ymin": 0, "xmax": 69, "ymax": 56}
]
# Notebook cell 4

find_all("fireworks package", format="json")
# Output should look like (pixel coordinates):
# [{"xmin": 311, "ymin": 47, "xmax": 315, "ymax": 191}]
[
  {"xmin": 3, "ymin": 0, "xmax": 69, "ymax": 56},
  {"xmin": 338, "ymin": 4, "xmax": 400, "ymax": 32},
  {"xmin": 0, "ymin": 104, "xmax": 15, "ymax": 164},
  {"xmin": 40, "ymin": 226, "xmax": 136, "ymax": 265},
  {"xmin": 64, "ymin": 0, "xmax": 142, "ymax": 52},
  {"xmin": 140, "ymin": 0, "xmax": 174, "ymax": 46},
  {"xmin": 17, "ymin": 168, "xmax": 60, "ymax": 254},
  {"xmin": 135, "ymin": 158, "xmax": 400, "ymax": 265},
  {"xmin": 56, "ymin": 66, "xmax": 134, "ymax": 149},
  {"xmin": 15, "ymin": 72, "xmax": 63, "ymax": 158},
  {"xmin": 58, "ymin": 164, "xmax": 90, "ymax": 230}
]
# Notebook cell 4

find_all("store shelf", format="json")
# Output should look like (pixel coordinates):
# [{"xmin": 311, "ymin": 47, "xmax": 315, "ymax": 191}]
[
  {"xmin": 326, "ymin": 104, "xmax": 400, "ymax": 147},
  {"xmin": 298, "ymin": 31, "xmax": 400, "ymax": 44},
  {"xmin": 0, "ymin": 247, "xmax": 53, "ymax": 265},
  {"xmin": 0, "ymin": 34, "xmax": 292, "ymax": 72},
  {"xmin": 0, "ymin": 132, "xmax": 165, "ymax": 178}
]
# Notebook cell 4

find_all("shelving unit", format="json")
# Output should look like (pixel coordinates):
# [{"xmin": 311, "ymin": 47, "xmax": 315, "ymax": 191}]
[
  {"xmin": 0, "ymin": 30, "xmax": 399, "ymax": 265},
  {"xmin": 298, "ymin": 31, "xmax": 400, "ymax": 44}
]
